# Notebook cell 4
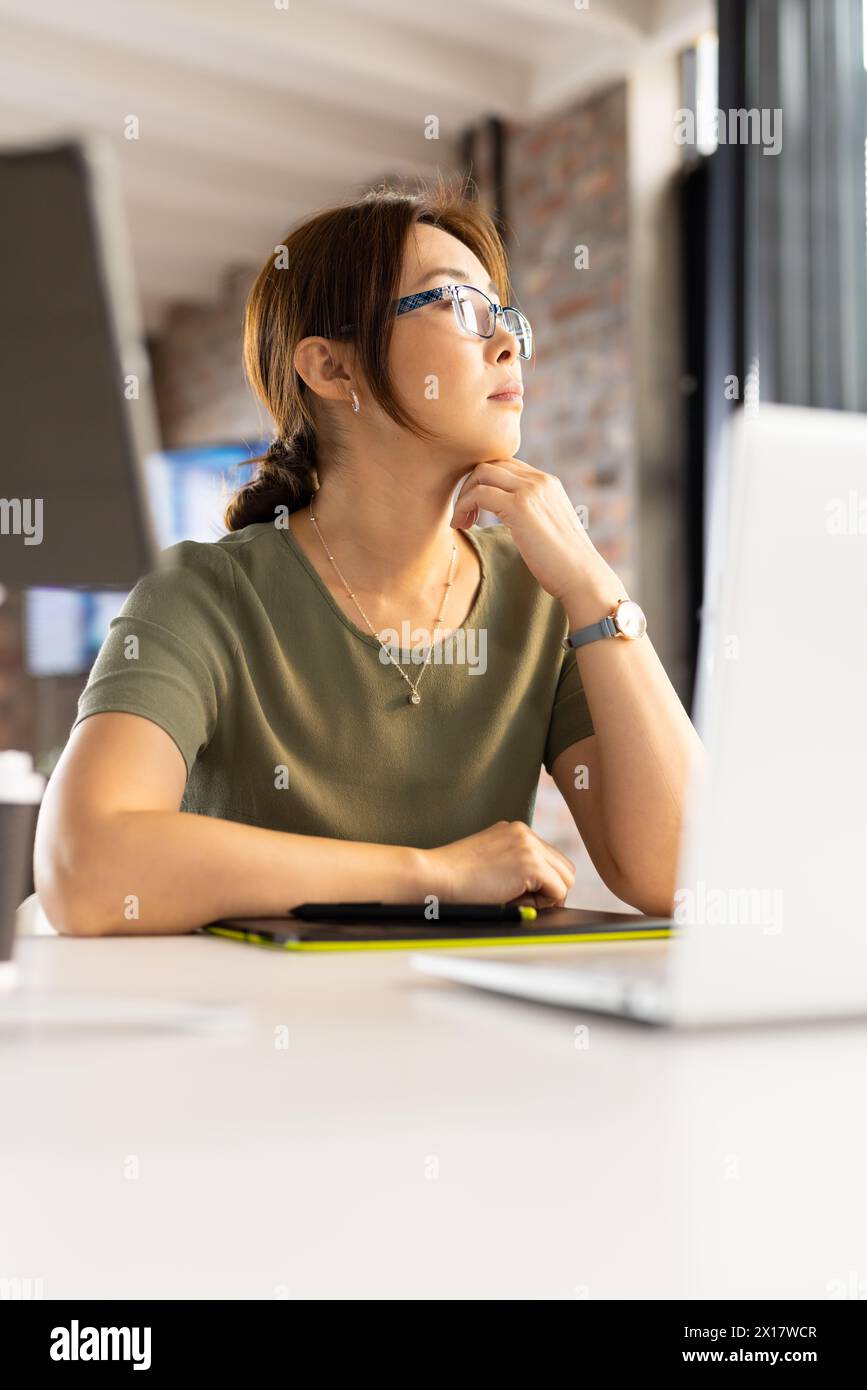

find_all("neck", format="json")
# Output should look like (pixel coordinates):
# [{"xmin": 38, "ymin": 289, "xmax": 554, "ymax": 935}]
[{"xmin": 307, "ymin": 456, "xmax": 470, "ymax": 590}]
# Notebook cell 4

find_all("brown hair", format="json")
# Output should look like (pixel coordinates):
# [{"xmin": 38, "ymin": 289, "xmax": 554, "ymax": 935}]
[{"xmin": 224, "ymin": 173, "xmax": 513, "ymax": 530}]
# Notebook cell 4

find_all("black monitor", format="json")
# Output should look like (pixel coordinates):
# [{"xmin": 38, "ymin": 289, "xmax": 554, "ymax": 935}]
[{"xmin": 0, "ymin": 138, "xmax": 159, "ymax": 588}]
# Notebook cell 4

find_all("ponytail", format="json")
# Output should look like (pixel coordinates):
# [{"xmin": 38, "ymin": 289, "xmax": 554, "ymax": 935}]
[{"xmin": 224, "ymin": 424, "xmax": 317, "ymax": 530}]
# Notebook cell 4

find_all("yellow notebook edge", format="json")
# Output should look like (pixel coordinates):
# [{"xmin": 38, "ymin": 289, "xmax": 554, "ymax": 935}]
[{"xmin": 202, "ymin": 925, "xmax": 674, "ymax": 952}]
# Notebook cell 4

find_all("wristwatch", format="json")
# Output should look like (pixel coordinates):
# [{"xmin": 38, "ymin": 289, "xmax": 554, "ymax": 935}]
[{"xmin": 562, "ymin": 598, "xmax": 647, "ymax": 650}]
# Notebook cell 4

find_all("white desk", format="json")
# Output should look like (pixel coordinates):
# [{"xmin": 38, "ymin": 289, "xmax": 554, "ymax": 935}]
[{"xmin": 2, "ymin": 932, "xmax": 867, "ymax": 1300}]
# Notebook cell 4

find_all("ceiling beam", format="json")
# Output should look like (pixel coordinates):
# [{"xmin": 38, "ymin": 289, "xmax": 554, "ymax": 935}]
[
  {"xmin": 0, "ymin": 18, "xmax": 459, "ymax": 182},
  {"xmin": 0, "ymin": 0, "xmax": 527, "ymax": 124}
]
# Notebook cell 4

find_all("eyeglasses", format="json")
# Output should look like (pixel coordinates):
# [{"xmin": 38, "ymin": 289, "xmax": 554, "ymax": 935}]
[{"xmin": 338, "ymin": 284, "xmax": 534, "ymax": 360}]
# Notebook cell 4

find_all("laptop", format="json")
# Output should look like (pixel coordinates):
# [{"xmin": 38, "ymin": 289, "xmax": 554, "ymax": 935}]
[{"xmin": 411, "ymin": 404, "xmax": 867, "ymax": 1027}]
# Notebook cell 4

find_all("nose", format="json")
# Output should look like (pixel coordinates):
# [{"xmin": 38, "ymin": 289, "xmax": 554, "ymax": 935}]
[{"xmin": 489, "ymin": 318, "xmax": 518, "ymax": 361}]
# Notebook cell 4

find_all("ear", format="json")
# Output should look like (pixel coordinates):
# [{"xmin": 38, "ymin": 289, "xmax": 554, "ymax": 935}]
[{"xmin": 294, "ymin": 336, "xmax": 354, "ymax": 401}]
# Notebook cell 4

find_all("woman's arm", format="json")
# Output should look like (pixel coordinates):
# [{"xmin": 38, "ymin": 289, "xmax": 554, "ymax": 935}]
[
  {"xmin": 452, "ymin": 459, "xmax": 705, "ymax": 916},
  {"xmin": 34, "ymin": 713, "xmax": 427, "ymax": 937},
  {"xmin": 35, "ymin": 713, "xmax": 577, "ymax": 936},
  {"xmin": 550, "ymin": 724, "xmax": 696, "ymax": 919},
  {"xmin": 552, "ymin": 577, "xmax": 704, "ymax": 918}
]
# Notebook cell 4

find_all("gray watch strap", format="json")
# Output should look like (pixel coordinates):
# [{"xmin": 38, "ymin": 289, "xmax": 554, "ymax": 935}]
[{"xmin": 562, "ymin": 615, "xmax": 618, "ymax": 650}]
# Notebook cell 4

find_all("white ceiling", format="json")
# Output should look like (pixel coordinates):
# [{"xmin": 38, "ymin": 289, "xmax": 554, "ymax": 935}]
[{"xmin": 0, "ymin": 0, "xmax": 712, "ymax": 332}]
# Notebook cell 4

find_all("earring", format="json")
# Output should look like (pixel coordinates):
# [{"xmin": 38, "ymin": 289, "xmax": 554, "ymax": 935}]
[{"xmin": 350, "ymin": 389, "xmax": 360, "ymax": 413}]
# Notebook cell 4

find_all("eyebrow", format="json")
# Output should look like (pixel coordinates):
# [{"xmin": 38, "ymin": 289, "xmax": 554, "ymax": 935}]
[{"xmin": 411, "ymin": 266, "xmax": 500, "ymax": 297}]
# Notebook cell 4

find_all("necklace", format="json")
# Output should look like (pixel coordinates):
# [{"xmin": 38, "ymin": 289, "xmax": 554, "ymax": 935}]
[{"xmin": 307, "ymin": 497, "xmax": 458, "ymax": 706}]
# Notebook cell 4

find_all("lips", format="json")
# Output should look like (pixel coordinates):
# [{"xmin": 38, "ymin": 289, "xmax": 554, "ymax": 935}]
[{"xmin": 488, "ymin": 380, "xmax": 524, "ymax": 400}]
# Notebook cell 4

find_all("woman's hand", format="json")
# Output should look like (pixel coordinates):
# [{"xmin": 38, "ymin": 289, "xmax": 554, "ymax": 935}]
[
  {"xmin": 451, "ymin": 456, "xmax": 622, "ymax": 617},
  {"xmin": 422, "ymin": 820, "xmax": 576, "ymax": 909}
]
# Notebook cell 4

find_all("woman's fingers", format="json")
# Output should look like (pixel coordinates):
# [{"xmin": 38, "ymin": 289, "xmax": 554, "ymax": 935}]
[
  {"xmin": 525, "ymin": 840, "xmax": 575, "ymax": 904},
  {"xmin": 451, "ymin": 462, "xmax": 525, "ymax": 522},
  {"xmin": 450, "ymin": 482, "xmax": 514, "ymax": 525}
]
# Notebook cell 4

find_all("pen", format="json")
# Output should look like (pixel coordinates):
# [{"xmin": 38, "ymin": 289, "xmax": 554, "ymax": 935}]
[{"xmin": 290, "ymin": 902, "xmax": 538, "ymax": 923}]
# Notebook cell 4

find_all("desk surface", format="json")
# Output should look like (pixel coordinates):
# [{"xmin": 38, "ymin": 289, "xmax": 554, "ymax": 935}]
[{"xmin": 3, "ymin": 933, "xmax": 867, "ymax": 1300}]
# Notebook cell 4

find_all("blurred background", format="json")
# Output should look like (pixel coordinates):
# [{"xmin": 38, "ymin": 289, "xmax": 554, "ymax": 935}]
[{"xmin": 1, "ymin": 0, "xmax": 865, "ymax": 909}]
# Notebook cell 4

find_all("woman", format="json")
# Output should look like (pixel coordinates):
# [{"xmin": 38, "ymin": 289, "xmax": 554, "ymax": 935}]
[{"xmin": 35, "ymin": 178, "xmax": 702, "ymax": 936}]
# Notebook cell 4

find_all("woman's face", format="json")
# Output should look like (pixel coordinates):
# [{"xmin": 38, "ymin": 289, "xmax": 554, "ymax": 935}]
[{"xmin": 385, "ymin": 222, "xmax": 525, "ymax": 469}]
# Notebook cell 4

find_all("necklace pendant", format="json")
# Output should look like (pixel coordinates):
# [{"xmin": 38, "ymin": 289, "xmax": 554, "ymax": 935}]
[{"xmin": 408, "ymin": 691, "xmax": 421, "ymax": 705}]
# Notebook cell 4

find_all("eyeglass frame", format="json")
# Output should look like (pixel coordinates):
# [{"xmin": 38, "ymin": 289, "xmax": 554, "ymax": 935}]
[{"xmin": 336, "ymin": 284, "xmax": 533, "ymax": 359}]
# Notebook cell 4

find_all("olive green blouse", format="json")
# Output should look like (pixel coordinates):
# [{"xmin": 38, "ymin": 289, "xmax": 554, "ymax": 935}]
[{"xmin": 72, "ymin": 519, "xmax": 594, "ymax": 848}]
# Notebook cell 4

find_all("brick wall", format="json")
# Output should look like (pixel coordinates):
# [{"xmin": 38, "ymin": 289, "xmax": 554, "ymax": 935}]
[{"xmin": 151, "ymin": 267, "xmax": 265, "ymax": 449}]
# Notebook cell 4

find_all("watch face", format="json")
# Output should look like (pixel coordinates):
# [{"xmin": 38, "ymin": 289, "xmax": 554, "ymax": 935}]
[{"xmin": 613, "ymin": 600, "xmax": 646, "ymax": 639}]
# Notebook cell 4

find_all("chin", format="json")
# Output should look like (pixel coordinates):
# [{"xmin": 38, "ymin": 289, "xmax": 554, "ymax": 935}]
[
  {"xmin": 488, "ymin": 432, "xmax": 522, "ymax": 457},
  {"xmin": 470, "ymin": 427, "xmax": 522, "ymax": 458}
]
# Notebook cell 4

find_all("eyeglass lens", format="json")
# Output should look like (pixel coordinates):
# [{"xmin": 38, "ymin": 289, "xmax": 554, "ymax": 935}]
[{"xmin": 454, "ymin": 287, "xmax": 532, "ymax": 359}]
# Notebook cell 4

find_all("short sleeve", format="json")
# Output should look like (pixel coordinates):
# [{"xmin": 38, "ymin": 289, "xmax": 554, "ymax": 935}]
[
  {"xmin": 71, "ymin": 542, "xmax": 237, "ymax": 778},
  {"xmin": 543, "ymin": 645, "xmax": 595, "ymax": 773}
]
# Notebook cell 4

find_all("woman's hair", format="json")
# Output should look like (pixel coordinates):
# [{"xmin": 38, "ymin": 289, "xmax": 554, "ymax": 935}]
[{"xmin": 224, "ymin": 173, "xmax": 512, "ymax": 530}]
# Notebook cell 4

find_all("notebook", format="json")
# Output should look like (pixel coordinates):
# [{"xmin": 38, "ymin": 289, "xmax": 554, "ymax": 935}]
[{"xmin": 199, "ymin": 906, "xmax": 673, "ymax": 952}]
